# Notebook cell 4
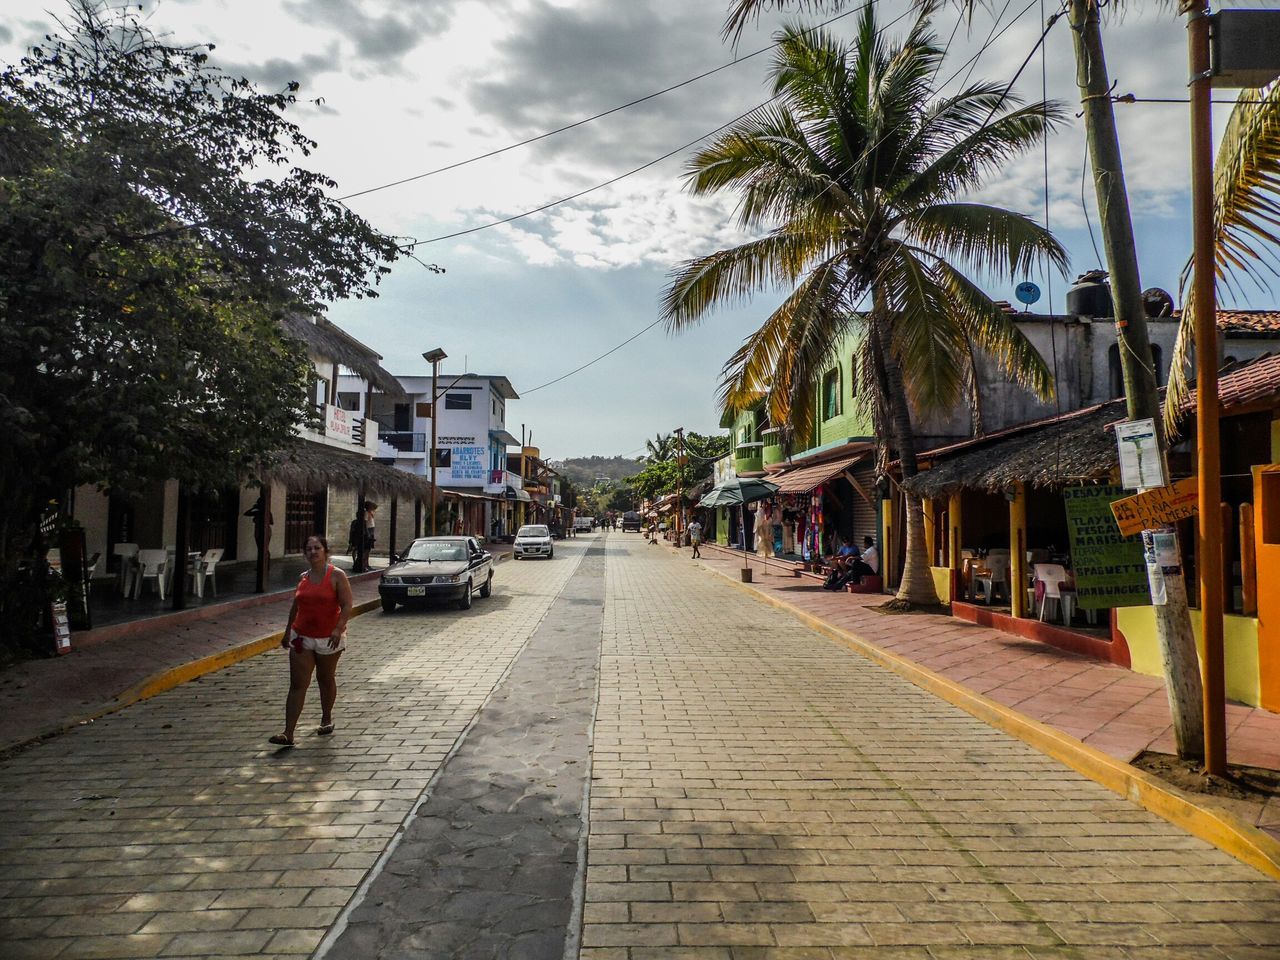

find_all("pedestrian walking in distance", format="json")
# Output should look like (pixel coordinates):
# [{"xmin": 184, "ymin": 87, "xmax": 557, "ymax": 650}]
[
  {"xmin": 688, "ymin": 518, "xmax": 703, "ymax": 559},
  {"xmin": 271, "ymin": 535, "xmax": 353, "ymax": 746},
  {"xmin": 348, "ymin": 500, "xmax": 377, "ymax": 572}
]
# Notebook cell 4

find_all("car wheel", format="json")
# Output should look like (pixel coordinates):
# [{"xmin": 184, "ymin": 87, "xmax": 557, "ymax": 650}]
[
  {"xmin": 548, "ymin": 549, "xmax": 554, "ymax": 560},
  {"xmin": 480, "ymin": 573, "xmax": 492, "ymax": 598},
  {"xmin": 380, "ymin": 597, "xmax": 397, "ymax": 613},
  {"xmin": 457, "ymin": 581, "xmax": 473, "ymax": 610},
  {"xmin": 513, "ymin": 554, "xmax": 521, "ymax": 561}
]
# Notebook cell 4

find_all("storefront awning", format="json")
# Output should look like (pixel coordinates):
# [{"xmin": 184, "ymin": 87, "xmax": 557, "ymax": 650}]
[
  {"xmin": 771, "ymin": 452, "xmax": 870, "ymax": 494},
  {"xmin": 506, "ymin": 485, "xmax": 532, "ymax": 502},
  {"xmin": 490, "ymin": 428, "xmax": 521, "ymax": 447}
]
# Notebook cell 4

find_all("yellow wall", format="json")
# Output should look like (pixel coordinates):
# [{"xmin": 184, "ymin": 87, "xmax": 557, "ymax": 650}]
[
  {"xmin": 1118, "ymin": 606, "xmax": 1261, "ymax": 707},
  {"xmin": 930, "ymin": 566, "xmax": 952, "ymax": 602}
]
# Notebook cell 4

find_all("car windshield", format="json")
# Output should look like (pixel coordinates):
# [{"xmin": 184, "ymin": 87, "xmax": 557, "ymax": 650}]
[
  {"xmin": 405, "ymin": 541, "xmax": 467, "ymax": 562},
  {"xmin": 517, "ymin": 526, "xmax": 549, "ymax": 538}
]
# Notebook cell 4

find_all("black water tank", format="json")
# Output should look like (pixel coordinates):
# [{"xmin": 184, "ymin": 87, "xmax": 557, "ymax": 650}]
[
  {"xmin": 1142, "ymin": 287, "xmax": 1174, "ymax": 317},
  {"xmin": 1066, "ymin": 270, "xmax": 1112, "ymax": 318}
]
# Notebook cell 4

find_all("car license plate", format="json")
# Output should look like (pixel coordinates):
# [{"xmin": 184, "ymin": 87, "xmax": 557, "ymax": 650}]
[{"xmin": 407, "ymin": 586, "xmax": 426, "ymax": 597}]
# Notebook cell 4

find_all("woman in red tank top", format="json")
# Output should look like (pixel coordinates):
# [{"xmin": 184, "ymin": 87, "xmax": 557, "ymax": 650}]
[{"xmin": 270, "ymin": 535, "xmax": 353, "ymax": 746}]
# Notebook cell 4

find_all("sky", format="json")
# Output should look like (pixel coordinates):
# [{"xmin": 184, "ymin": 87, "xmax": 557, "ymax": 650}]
[{"xmin": 2, "ymin": 0, "xmax": 1270, "ymax": 461}]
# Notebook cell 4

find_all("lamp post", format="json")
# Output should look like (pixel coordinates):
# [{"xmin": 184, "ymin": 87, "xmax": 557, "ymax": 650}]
[{"xmin": 423, "ymin": 348, "xmax": 448, "ymax": 536}]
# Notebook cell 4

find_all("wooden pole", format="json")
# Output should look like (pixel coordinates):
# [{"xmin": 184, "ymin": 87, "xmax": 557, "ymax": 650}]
[
  {"xmin": 1010, "ymin": 484, "xmax": 1027, "ymax": 619},
  {"xmin": 171, "ymin": 483, "xmax": 188, "ymax": 610},
  {"xmin": 1189, "ymin": 0, "xmax": 1226, "ymax": 775},
  {"xmin": 390, "ymin": 497, "xmax": 398, "ymax": 561},
  {"xmin": 1241, "ymin": 502, "xmax": 1257, "ymax": 617}
]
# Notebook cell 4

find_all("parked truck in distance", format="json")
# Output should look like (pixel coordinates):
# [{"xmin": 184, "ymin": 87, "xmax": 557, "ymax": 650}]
[{"xmin": 573, "ymin": 516, "xmax": 594, "ymax": 532}]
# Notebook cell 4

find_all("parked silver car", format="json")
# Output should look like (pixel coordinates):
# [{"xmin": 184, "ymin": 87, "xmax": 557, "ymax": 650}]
[
  {"xmin": 513, "ymin": 524, "xmax": 554, "ymax": 560},
  {"xmin": 379, "ymin": 536, "xmax": 493, "ymax": 611}
]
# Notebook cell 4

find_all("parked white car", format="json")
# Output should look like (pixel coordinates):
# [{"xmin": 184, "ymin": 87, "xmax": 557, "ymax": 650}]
[{"xmin": 513, "ymin": 524, "xmax": 554, "ymax": 560}]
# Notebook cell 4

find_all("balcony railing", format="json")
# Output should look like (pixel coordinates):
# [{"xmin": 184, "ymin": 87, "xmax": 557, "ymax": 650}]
[{"xmin": 381, "ymin": 431, "xmax": 427, "ymax": 453}]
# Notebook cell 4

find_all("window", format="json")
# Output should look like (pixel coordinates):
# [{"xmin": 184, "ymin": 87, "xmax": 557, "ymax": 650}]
[
  {"xmin": 433, "ymin": 448, "xmax": 452, "ymax": 468},
  {"xmin": 822, "ymin": 369, "xmax": 841, "ymax": 420},
  {"xmin": 416, "ymin": 401, "xmax": 433, "ymax": 418},
  {"xmin": 1108, "ymin": 344, "xmax": 1124, "ymax": 400},
  {"xmin": 849, "ymin": 356, "xmax": 858, "ymax": 399},
  {"xmin": 445, "ymin": 392, "xmax": 472, "ymax": 410},
  {"xmin": 336, "ymin": 391, "xmax": 361, "ymax": 411}
]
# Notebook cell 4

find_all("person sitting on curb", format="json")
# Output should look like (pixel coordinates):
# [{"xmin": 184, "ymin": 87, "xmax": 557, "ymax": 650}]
[{"xmin": 822, "ymin": 538, "xmax": 860, "ymax": 590}]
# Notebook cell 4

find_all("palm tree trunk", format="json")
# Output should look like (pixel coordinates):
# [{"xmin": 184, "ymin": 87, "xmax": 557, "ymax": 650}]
[
  {"xmin": 1069, "ymin": 0, "xmax": 1204, "ymax": 761},
  {"xmin": 870, "ymin": 309, "xmax": 941, "ymax": 608}
]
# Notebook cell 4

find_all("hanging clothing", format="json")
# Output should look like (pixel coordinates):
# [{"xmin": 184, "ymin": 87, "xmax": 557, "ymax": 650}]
[{"xmin": 756, "ymin": 503, "xmax": 774, "ymax": 558}]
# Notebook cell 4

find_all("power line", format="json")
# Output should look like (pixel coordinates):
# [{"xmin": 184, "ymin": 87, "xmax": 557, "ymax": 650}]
[
  {"xmin": 338, "ymin": 1, "xmax": 878, "ymax": 203},
  {"xmin": 401, "ymin": 99, "xmax": 774, "ymax": 247},
  {"xmin": 521, "ymin": 318, "xmax": 665, "ymax": 395}
]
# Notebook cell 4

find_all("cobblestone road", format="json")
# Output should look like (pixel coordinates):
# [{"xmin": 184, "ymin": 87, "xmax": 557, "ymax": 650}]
[
  {"xmin": 2, "ymin": 532, "xmax": 1279, "ymax": 960},
  {"xmin": 584, "ymin": 536, "xmax": 1280, "ymax": 959},
  {"xmin": 0, "ymin": 544, "xmax": 584, "ymax": 959}
]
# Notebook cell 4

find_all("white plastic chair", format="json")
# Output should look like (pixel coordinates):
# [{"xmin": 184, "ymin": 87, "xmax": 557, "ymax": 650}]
[
  {"xmin": 133, "ymin": 549, "xmax": 168, "ymax": 600},
  {"xmin": 191, "ymin": 548, "xmax": 224, "ymax": 598},
  {"xmin": 112, "ymin": 543, "xmax": 139, "ymax": 597},
  {"xmin": 1034, "ymin": 563, "xmax": 1069, "ymax": 623},
  {"xmin": 975, "ymin": 554, "xmax": 1010, "ymax": 604}
]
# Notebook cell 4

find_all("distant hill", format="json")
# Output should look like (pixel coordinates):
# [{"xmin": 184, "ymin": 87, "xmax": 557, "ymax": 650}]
[{"xmin": 552, "ymin": 456, "xmax": 646, "ymax": 486}]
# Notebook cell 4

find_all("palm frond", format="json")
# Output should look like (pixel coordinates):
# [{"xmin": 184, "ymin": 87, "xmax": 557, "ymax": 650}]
[
  {"xmin": 660, "ymin": 230, "xmax": 834, "ymax": 331},
  {"xmin": 900, "ymin": 202, "xmax": 1069, "ymax": 278},
  {"xmin": 1166, "ymin": 81, "xmax": 1280, "ymax": 433},
  {"xmin": 935, "ymin": 261, "xmax": 1054, "ymax": 400},
  {"xmin": 877, "ymin": 247, "xmax": 965, "ymax": 413}
]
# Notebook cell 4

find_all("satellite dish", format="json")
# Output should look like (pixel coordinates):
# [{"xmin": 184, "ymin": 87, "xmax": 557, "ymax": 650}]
[{"xmin": 1015, "ymin": 281, "xmax": 1042, "ymax": 307}]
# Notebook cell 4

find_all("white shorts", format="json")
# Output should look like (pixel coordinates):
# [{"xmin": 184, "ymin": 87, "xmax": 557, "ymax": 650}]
[{"xmin": 290, "ymin": 630, "xmax": 346, "ymax": 655}]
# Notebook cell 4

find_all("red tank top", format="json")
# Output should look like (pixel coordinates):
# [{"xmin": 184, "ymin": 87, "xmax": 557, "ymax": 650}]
[{"xmin": 293, "ymin": 564, "xmax": 341, "ymax": 637}]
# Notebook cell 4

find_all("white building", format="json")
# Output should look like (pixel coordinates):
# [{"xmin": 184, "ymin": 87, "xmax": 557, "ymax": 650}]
[{"xmin": 338, "ymin": 372, "xmax": 527, "ymax": 536}]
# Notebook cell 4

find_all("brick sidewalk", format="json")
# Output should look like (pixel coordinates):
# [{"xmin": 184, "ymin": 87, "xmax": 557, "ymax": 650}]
[{"xmin": 689, "ymin": 541, "xmax": 1280, "ymax": 839}]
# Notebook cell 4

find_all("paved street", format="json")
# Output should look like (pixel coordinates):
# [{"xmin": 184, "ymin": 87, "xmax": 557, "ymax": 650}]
[{"xmin": 2, "ymin": 532, "xmax": 1279, "ymax": 959}]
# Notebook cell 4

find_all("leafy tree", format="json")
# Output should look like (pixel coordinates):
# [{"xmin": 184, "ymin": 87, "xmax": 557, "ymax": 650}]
[
  {"xmin": 607, "ymin": 483, "xmax": 638, "ymax": 513},
  {"xmin": 0, "ymin": 2, "xmax": 400, "ymax": 650},
  {"xmin": 662, "ymin": 9, "xmax": 1064, "ymax": 607}
]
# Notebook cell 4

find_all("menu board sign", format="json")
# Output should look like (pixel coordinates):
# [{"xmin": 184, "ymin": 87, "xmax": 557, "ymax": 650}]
[{"xmin": 1062, "ymin": 485, "xmax": 1150, "ymax": 609}]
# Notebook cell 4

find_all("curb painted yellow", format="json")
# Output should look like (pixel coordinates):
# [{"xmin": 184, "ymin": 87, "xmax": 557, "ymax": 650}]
[
  {"xmin": 115, "ymin": 597, "xmax": 382, "ymax": 706},
  {"xmin": 697, "ymin": 560, "xmax": 1280, "ymax": 883},
  {"xmin": 0, "ymin": 598, "xmax": 382, "ymax": 757}
]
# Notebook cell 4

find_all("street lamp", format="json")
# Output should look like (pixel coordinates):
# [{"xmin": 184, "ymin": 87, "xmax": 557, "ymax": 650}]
[{"xmin": 423, "ymin": 348, "xmax": 448, "ymax": 536}]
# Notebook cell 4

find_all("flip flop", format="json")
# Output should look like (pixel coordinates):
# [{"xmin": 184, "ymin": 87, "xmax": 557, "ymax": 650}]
[
  {"xmin": 268, "ymin": 734, "xmax": 294, "ymax": 746},
  {"xmin": 316, "ymin": 723, "xmax": 335, "ymax": 736}
]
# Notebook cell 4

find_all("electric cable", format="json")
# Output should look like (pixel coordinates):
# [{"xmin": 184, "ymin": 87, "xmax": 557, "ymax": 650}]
[
  {"xmin": 1080, "ymin": 135, "xmax": 1104, "ymax": 268},
  {"xmin": 491, "ymin": 4, "xmax": 1054, "ymax": 398},
  {"xmin": 338, "ymin": 1, "xmax": 880, "ymax": 202}
]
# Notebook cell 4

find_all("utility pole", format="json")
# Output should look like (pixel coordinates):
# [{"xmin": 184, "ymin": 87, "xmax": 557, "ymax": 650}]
[
  {"xmin": 423, "ymin": 348, "xmax": 448, "ymax": 537},
  {"xmin": 1068, "ymin": 0, "xmax": 1204, "ymax": 760},
  {"xmin": 674, "ymin": 427, "xmax": 685, "ymax": 545},
  {"xmin": 1187, "ymin": 0, "xmax": 1225, "ymax": 776}
]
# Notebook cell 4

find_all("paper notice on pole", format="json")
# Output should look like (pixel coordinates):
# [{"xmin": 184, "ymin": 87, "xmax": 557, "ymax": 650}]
[{"xmin": 1115, "ymin": 418, "xmax": 1167, "ymax": 490}]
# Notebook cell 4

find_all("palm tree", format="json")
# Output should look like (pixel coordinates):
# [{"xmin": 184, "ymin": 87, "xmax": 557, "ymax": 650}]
[
  {"xmin": 644, "ymin": 432, "xmax": 675, "ymax": 463},
  {"xmin": 661, "ymin": 7, "xmax": 1066, "ymax": 607}
]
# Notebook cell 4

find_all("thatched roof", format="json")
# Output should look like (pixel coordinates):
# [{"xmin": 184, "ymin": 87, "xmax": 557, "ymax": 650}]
[
  {"xmin": 904, "ymin": 399, "xmax": 1126, "ymax": 499},
  {"xmin": 262, "ymin": 443, "xmax": 435, "ymax": 500},
  {"xmin": 280, "ymin": 312, "xmax": 406, "ymax": 399}
]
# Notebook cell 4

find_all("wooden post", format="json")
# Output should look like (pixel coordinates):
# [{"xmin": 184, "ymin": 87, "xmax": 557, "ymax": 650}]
[
  {"xmin": 389, "ymin": 497, "xmax": 398, "ymax": 561},
  {"xmin": 1010, "ymin": 483, "xmax": 1028, "ymax": 619},
  {"xmin": 923, "ymin": 498, "xmax": 937, "ymax": 568},
  {"xmin": 949, "ymin": 493, "xmax": 963, "ymax": 601},
  {"xmin": 1241, "ymin": 502, "xmax": 1257, "ymax": 617},
  {"xmin": 414, "ymin": 499, "xmax": 422, "ymax": 539},
  {"xmin": 171, "ymin": 483, "xmax": 188, "ymax": 610},
  {"xmin": 1222, "ymin": 502, "xmax": 1234, "ymax": 614}
]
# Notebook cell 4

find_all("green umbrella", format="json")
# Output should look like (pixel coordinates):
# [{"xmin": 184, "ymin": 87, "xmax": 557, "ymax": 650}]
[
  {"xmin": 697, "ymin": 477, "xmax": 779, "ymax": 508},
  {"xmin": 698, "ymin": 478, "xmax": 780, "ymax": 581}
]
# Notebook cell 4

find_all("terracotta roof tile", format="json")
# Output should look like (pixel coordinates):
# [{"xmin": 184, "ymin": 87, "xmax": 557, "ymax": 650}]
[
  {"xmin": 1217, "ymin": 310, "xmax": 1280, "ymax": 333},
  {"xmin": 1187, "ymin": 352, "xmax": 1280, "ymax": 411}
]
